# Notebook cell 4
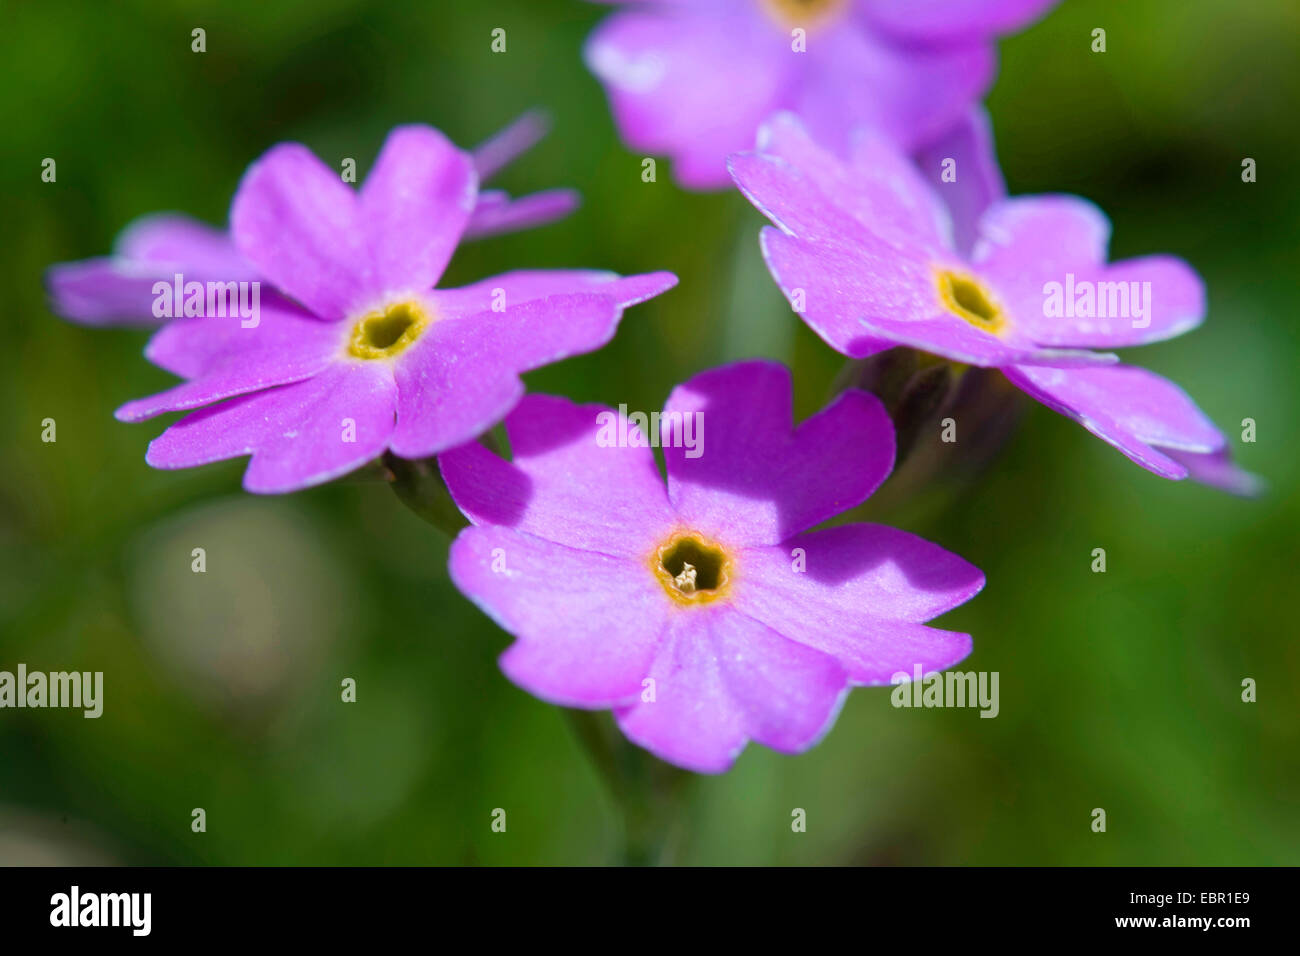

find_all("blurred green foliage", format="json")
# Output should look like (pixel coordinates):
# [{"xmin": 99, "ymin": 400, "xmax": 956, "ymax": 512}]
[{"xmin": 1, "ymin": 0, "xmax": 1297, "ymax": 865}]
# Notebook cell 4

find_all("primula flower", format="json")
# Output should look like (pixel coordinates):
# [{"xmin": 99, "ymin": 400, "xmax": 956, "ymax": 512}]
[
  {"xmin": 104, "ymin": 123, "xmax": 676, "ymax": 493},
  {"xmin": 47, "ymin": 112, "xmax": 580, "ymax": 326},
  {"xmin": 584, "ymin": 0, "xmax": 1057, "ymax": 189},
  {"xmin": 730, "ymin": 113, "xmax": 1258, "ymax": 490},
  {"xmin": 440, "ymin": 360, "xmax": 984, "ymax": 773}
]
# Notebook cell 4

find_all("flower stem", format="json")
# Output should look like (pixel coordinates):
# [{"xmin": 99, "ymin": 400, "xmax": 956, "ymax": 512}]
[
  {"xmin": 564, "ymin": 709, "xmax": 693, "ymax": 866},
  {"xmin": 831, "ymin": 348, "xmax": 1025, "ymax": 518},
  {"xmin": 383, "ymin": 452, "xmax": 468, "ymax": 537}
]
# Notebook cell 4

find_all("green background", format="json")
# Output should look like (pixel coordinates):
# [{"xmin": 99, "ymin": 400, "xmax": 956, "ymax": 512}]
[{"xmin": 1, "ymin": 0, "xmax": 1296, "ymax": 865}]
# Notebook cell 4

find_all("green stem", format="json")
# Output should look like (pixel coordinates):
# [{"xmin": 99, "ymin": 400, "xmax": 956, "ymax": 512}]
[
  {"xmin": 383, "ymin": 452, "xmax": 468, "ymax": 537},
  {"xmin": 564, "ymin": 709, "xmax": 693, "ymax": 865}
]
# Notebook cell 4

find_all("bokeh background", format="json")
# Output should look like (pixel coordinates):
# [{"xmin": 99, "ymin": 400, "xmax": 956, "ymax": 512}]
[{"xmin": 2, "ymin": 0, "xmax": 1297, "ymax": 865}]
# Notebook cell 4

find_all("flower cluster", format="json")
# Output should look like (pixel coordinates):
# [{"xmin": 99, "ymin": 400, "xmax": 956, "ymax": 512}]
[{"xmin": 45, "ymin": 5, "xmax": 1257, "ymax": 773}]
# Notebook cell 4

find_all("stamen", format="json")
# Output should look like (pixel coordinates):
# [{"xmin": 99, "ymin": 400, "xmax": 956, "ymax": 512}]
[
  {"xmin": 347, "ymin": 301, "xmax": 430, "ymax": 360},
  {"xmin": 653, "ymin": 532, "xmax": 733, "ymax": 606},
  {"xmin": 936, "ymin": 269, "xmax": 1008, "ymax": 336},
  {"xmin": 673, "ymin": 563, "xmax": 698, "ymax": 594}
]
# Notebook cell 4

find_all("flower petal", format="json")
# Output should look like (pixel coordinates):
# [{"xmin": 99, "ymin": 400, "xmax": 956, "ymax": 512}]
[
  {"xmin": 614, "ymin": 606, "xmax": 847, "ymax": 773},
  {"xmin": 46, "ymin": 259, "xmax": 172, "ymax": 328},
  {"xmin": 853, "ymin": 315, "xmax": 1118, "ymax": 369},
  {"xmin": 974, "ymin": 195, "xmax": 1112, "ymax": 276},
  {"xmin": 230, "ymin": 143, "xmax": 371, "ymax": 319},
  {"xmin": 145, "ymin": 360, "xmax": 396, "ymax": 493},
  {"xmin": 428, "ymin": 269, "xmax": 676, "ymax": 319},
  {"xmin": 117, "ymin": 297, "xmax": 343, "ymax": 419},
  {"xmin": 914, "ymin": 106, "xmax": 1005, "ymax": 256},
  {"xmin": 584, "ymin": 5, "xmax": 791, "ymax": 189},
  {"xmin": 462, "ymin": 188, "xmax": 580, "ymax": 240},
  {"xmin": 731, "ymin": 117, "xmax": 950, "ymax": 254},
  {"xmin": 440, "ymin": 394, "xmax": 675, "ymax": 558},
  {"xmin": 863, "ymin": 0, "xmax": 1060, "ymax": 44},
  {"xmin": 795, "ymin": 21, "xmax": 994, "ymax": 155},
  {"xmin": 470, "ymin": 109, "xmax": 551, "ymax": 182},
  {"xmin": 663, "ymin": 360, "xmax": 895, "ymax": 546},
  {"xmin": 389, "ymin": 273, "xmax": 676, "ymax": 457},
  {"xmin": 1002, "ymin": 256, "xmax": 1204, "ymax": 349},
  {"xmin": 448, "ymin": 526, "xmax": 671, "ymax": 707},
  {"xmin": 759, "ymin": 227, "xmax": 1111, "ymax": 367},
  {"xmin": 47, "ymin": 214, "xmax": 255, "ymax": 327},
  {"xmin": 732, "ymin": 525, "xmax": 982, "ymax": 684},
  {"xmin": 1004, "ymin": 363, "xmax": 1227, "ymax": 479},
  {"xmin": 1162, "ymin": 447, "xmax": 1264, "ymax": 497},
  {"xmin": 757, "ymin": 225, "xmax": 936, "ymax": 359},
  {"xmin": 973, "ymin": 196, "xmax": 1206, "ymax": 347},
  {"xmin": 116, "ymin": 213, "xmax": 254, "ymax": 276},
  {"xmin": 359, "ymin": 124, "xmax": 477, "ymax": 296}
]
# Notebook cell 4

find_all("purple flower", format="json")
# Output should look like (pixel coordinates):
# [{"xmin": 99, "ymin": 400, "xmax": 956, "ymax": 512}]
[
  {"xmin": 730, "ymin": 113, "xmax": 1258, "ymax": 490},
  {"xmin": 47, "ymin": 112, "xmax": 580, "ymax": 326},
  {"xmin": 441, "ymin": 360, "xmax": 984, "ymax": 773},
  {"xmin": 584, "ymin": 0, "xmax": 1057, "ymax": 189},
  {"xmin": 107, "ymin": 123, "xmax": 675, "ymax": 493}
]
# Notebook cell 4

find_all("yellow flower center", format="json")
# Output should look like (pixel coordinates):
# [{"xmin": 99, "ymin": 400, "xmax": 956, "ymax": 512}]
[
  {"xmin": 651, "ymin": 532, "xmax": 734, "ymax": 607},
  {"xmin": 347, "ymin": 300, "xmax": 430, "ymax": 360},
  {"xmin": 760, "ymin": 0, "xmax": 847, "ymax": 30},
  {"xmin": 935, "ymin": 269, "xmax": 1008, "ymax": 336}
]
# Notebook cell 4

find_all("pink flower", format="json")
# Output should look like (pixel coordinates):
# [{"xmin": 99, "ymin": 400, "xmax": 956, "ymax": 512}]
[
  {"xmin": 99, "ymin": 123, "xmax": 675, "ymax": 492},
  {"xmin": 442, "ymin": 361, "xmax": 984, "ymax": 772},
  {"xmin": 584, "ymin": 0, "xmax": 1058, "ymax": 189},
  {"xmin": 46, "ymin": 112, "xmax": 580, "ymax": 326},
  {"xmin": 730, "ymin": 114, "xmax": 1258, "ymax": 490}
]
